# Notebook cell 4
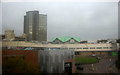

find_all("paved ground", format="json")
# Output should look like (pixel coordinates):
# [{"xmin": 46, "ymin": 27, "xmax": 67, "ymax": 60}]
[{"xmin": 76, "ymin": 56, "xmax": 118, "ymax": 73}]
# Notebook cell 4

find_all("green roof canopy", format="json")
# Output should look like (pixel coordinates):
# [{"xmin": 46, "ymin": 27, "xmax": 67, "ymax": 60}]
[
  {"xmin": 52, "ymin": 37, "xmax": 80, "ymax": 42},
  {"xmin": 72, "ymin": 37, "xmax": 81, "ymax": 42}
]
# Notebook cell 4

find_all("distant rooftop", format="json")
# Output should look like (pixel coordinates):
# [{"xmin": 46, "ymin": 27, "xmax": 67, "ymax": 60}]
[
  {"xmin": 26, "ymin": 10, "xmax": 47, "ymax": 15},
  {"xmin": 39, "ymin": 13, "xmax": 47, "ymax": 15}
]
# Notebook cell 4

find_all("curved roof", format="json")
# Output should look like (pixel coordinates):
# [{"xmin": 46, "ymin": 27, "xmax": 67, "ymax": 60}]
[{"xmin": 52, "ymin": 37, "xmax": 80, "ymax": 42}]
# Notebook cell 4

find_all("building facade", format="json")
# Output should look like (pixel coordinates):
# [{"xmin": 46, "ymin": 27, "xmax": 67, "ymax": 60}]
[
  {"xmin": 38, "ymin": 49, "xmax": 75, "ymax": 73},
  {"xmin": 24, "ymin": 11, "xmax": 47, "ymax": 42}
]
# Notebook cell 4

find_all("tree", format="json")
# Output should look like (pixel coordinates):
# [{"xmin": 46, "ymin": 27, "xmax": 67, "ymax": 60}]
[{"xmin": 2, "ymin": 56, "xmax": 40, "ymax": 74}]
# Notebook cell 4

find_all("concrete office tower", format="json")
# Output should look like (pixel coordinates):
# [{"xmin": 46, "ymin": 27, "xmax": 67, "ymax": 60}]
[{"xmin": 24, "ymin": 11, "xmax": 47, "ymax": 42}]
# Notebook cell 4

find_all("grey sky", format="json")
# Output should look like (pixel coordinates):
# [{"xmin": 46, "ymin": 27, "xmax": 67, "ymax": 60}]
[{"xmin": 2, "ymin": 2, "xmax": 118, "ymax": 41}]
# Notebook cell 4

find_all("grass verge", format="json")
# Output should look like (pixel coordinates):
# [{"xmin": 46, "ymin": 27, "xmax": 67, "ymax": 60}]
[{"xmin": 75, "ymin": 56, "xmax": 99, "ymax": 64}]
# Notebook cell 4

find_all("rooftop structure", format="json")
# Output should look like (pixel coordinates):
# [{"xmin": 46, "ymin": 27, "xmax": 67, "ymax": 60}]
[
  {"xmin": 4, "ymin": 30, "xmax": 15, "ymax": 40},
  {"xmin": 52, "ymin": 37, "xmax": 80, "ymax": 44}
]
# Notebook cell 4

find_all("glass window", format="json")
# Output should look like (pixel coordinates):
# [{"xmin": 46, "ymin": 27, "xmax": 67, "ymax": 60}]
[
  {"xmin": 75, "ymin": 52, "xmax": 80, "ymax": 55},
  {"xmin": 103, "ymin": 47, "xmax": 109, "ymax": 49},
  {"xmin": 96, "ymin": 47, "xmax": 102, "ymax": 49},
  {"xmin": 90, "ymin": 47, "xmax": 95, "ymax": 49},
  {"xmin": 76, "ymin": 48, "xmax": 82, "ymax": 49},
  {"xmin": 109, "ymin": 47, "xmax": 112, "ymax": 49},
  {"xmin": 83, "ymin": 47, "xmax": 88, "ymax": 49}
]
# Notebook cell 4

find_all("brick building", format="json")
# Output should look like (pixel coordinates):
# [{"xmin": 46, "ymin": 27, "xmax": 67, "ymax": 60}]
[{"xmin": 2, "ymin": 49, "xmax": 39, "ymax": 73}]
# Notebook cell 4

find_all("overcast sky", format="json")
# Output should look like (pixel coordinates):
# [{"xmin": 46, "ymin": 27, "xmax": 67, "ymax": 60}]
[{"xmin": 2, "ymin": 2, "xmax": 118, "ymax": 41}]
